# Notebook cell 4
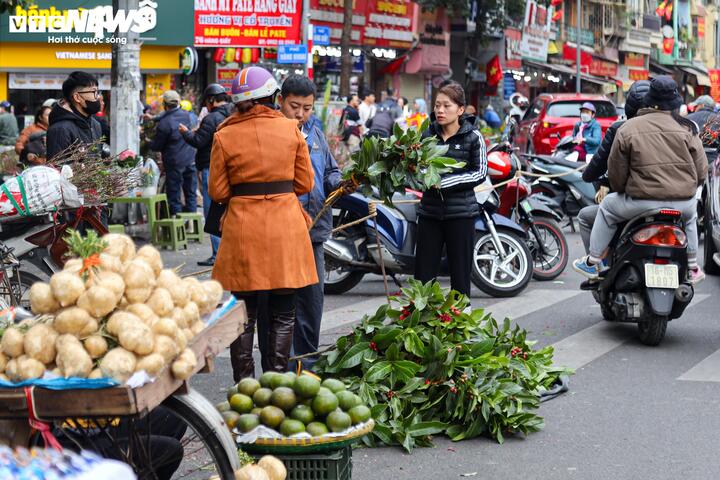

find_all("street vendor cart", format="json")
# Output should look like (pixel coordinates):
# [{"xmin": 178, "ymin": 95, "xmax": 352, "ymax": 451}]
[{"xmin": 0, "ymin": 303, "xmax": 247, "ymax": 480}]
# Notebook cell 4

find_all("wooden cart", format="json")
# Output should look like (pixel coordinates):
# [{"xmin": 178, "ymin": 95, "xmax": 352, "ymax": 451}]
[{"xmin": 0, "ymin": 302, "xmax": 247, "ymax": 480}]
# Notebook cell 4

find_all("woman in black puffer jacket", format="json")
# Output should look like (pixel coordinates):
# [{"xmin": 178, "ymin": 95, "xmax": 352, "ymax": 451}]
[{"xmin": 415, "ymin": 82, "xmax": 487, "ymax": 296}]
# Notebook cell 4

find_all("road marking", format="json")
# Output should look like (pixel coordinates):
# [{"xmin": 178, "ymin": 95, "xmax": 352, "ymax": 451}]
[
  {"xmin": 484, "ymin": 288, "xmax": 583, "ymax": 321},
  {"xmin": 553, "ymin": 294, "xmax": 710, "ymax": 371}
]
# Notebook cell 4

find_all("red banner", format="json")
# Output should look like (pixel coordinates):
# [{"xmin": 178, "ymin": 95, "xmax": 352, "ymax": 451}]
[
  {"xmin": 710, "ymin": 69, "xmax": 720, "ymax": 101},
  {"xmin": 504, "ymin": 28, "xmax": 522, "ymax": 70},
  {"xmin": 310, "ymin": 0, "xmax": 414, "ymax": 48},
  {"xmin": 628, "ymin": 69, "xmax": 649, "ymax": 81},
  {"xmin": 194, "ymin": 1, "xmax": 302, "ymax": 47},
  {"xmin": 590, "ymin": 58, "xmax": 618, "ymax": 77},
  {"xmin": 624, "ymin": 53, "xmax": 646, "ymax": 68},
  {"xmin": 699, "ymin": 17, "xmax": 706, "ymax": 38},
  {"xmin": 216, "ymin": 68, "xmax": 241, "ymax": 91}
]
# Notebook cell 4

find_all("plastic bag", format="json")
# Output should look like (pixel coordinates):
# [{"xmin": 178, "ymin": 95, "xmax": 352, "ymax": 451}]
[{"xmin": 0, "ymin": 166, "xmax": 80, "ymax": 217}]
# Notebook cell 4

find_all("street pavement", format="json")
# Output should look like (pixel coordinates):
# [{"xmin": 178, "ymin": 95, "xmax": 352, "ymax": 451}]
[{"xmin": 166, "ymin": 227, "xmax": 720, "ymax": 480}]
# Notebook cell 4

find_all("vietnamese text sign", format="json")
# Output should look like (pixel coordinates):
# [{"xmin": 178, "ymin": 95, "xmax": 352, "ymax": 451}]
[
  {"xmin": 519, "ymin": 0, "xmax": 552, "ymax": 62},
  {"xmin": 313, "ymin": 25, "xmax": 330, "ymax": 45},
  {"xmin": 217, "ymin": 68, "xmax": 240, "ymax": 91},
  {"xmin": 277, "ymin": 44, "xmax": 307, "ymax": 63},
  {"xmin": 194, "ymin": 0, "xmax": 302, "ymax": 47}
]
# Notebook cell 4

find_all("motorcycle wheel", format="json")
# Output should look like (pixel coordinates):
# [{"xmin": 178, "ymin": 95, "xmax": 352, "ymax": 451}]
[
  {"xmin": 471, "ymin": 230, "xmax": 532, "ymax": 297},
  {"xmin": 324, "ymin": 270, "xmax": 365, "ymax": 295},
  {"xmin": 637, "ymin": 315, "xmax": 668, "ymax": 346},
  {"xmin": 529, "ymin": 216, "xmax": 569, "ymax": 281}
]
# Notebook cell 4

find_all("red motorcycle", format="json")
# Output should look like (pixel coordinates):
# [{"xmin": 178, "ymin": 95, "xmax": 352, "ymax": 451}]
[
  {"xmin": 2, "ymin": 206, "xmax": 108, "ymax": 279},
  {"xmin": 488, "ymin": 142, "xmax": 569, "ymax": 280}
]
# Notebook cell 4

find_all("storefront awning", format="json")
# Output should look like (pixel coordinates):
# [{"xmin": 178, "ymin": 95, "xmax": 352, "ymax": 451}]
[
  {"xmin": 524, "ymin": 60, "xmax": 617, "ymax": 87},
  {"xmin": 681, "ymin": 66, "xmax": 711, "ymax": 87},
  {"xmin": 649, "ymin": 59, "xmax": 674, "ymax": 76}
]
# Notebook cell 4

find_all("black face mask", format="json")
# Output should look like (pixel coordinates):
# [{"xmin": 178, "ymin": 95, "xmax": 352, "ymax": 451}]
[{"xmin": 84, "ymin": 99, "xmax": 102, "ymax": 115}]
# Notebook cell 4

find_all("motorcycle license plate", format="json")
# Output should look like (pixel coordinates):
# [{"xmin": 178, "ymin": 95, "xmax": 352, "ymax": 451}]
[
  {"xmin": 521, "ymin": 200, "xmax": 532, "ymax": 214},
  {"xmin": 644, "ymin": 264, "xmax": 679, "ymax": 289}
]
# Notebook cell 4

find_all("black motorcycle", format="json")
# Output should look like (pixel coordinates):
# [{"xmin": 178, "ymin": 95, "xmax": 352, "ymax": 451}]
[{"xmin": 587, "ymin": 208, "xmax": 695, "ymax": 345}]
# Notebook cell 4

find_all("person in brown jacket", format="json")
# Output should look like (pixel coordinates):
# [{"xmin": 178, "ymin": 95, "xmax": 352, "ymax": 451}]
[
  {"xmin": 209, "ymin": 66, "xmax": 318, "ymax": 380},
  {"xmin": 14, "ymin": 105, "xmax": 50, "ymax": 157},
  {"xmin": 573, "ymin": 76, "xmax": 708, "ymax": 284}
]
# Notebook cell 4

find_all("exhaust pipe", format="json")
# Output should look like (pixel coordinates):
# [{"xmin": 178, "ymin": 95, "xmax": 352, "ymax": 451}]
[
  {"xmin": 670, "ymin": 284, "xmax": 694, "ymax": 319},
  {"xmin": 324, "ymin": 239, "xmax": 355, "ymax": 263}
]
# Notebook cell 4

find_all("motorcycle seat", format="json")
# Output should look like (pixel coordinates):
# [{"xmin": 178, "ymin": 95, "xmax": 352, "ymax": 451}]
[{"xmin": 394, "ymin": 202, "xmax": 418, "ymax": 224}]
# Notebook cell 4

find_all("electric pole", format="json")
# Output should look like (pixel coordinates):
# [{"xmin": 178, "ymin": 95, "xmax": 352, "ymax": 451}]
[
  {"xmin": 339, "ymin": 0, "xmax": 353, "ymax": 97},
  {"xmin": 111, "ymin": 0, "xmax": 141, "ymax": 156}
]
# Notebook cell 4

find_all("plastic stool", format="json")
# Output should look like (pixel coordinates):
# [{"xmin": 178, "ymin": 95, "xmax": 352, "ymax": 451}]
[
  {"xmin": 107, "ymin": 224, "xmax": 125, "ymax": 234},
  {"xmin": 175, "ymin": 212, "xmax": 204, "ymax": 243},
  {"xmin": 152, "ymin": 218, "xmax": 188, "ymax": 250}
]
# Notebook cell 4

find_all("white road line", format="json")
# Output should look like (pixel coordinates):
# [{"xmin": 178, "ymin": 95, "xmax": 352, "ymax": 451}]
[
  {"xmin": 678, "ymin": 350, "xmax": 720, "ymax": 382},
  {"xmin": 553, "ymin": 294, "xmax": 711, "ymax": 371},
  {"xmin": 485, "ymin": 288, "xmax": 583, "ymax": 321}
]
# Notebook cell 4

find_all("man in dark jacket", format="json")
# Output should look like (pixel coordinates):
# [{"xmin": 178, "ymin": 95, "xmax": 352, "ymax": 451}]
[
  {"xmin": 179, "ymin": 83, "xmax": 233, "ymax": 266},
  {"xmin": 365, "ymin": 103, "xmax": 396, "ymax": 138},
  {"xmin": 687, "ymin": 95, "xmax": 719, "ymax": 162},
  {"xmin": 46, "ymin": 71, "xmax": 104, "ymax": 160},
  {"xmin": 277, "ymin": 74, "xmax": 345, "ymax": 370},
  {"xmin": 577, "ymin": 80, "xmax": 650, "ymax": 254},
  {"xmin": 150, "ymin": 90, "xmax": 197, "ymax": 215}
]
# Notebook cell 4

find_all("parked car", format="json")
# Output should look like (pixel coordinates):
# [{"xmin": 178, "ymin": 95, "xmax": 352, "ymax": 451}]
[
  {"xmin": 514, "ymin": 93, "xmax": 618, "ymax": 155},
  {"xmin": 703, "ymin": 156, "xmax": 720, "ymax": 275}
]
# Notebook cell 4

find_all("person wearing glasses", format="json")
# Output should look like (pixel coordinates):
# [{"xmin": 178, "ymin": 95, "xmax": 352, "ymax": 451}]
[{"xmin": 47, "ymin": 71, "xmax": 104, "ymax": 161}]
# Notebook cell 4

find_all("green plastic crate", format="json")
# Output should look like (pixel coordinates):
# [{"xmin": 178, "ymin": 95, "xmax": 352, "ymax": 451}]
[{"xmin": 251, "ymin": 447, "xmax": 352, "ymax": 480}]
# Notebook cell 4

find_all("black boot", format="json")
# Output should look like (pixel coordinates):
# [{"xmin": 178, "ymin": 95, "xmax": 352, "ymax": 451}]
[
  {"xmin": 267, "ymin": 308, "xmax": 295, "ymax": 372},
  {"xmin": 230, "ymin": 313, "xmax": 256, "ymax": 381}
]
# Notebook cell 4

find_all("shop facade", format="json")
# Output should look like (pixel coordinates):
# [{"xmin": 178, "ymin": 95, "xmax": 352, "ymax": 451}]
[{"xmin": 0, "ymin": 0, "xmax": 193, "ymax": 117}]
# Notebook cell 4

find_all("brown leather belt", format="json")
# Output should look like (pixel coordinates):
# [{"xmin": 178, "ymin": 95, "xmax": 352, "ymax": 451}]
[{"xmin": 230, "ymin": 181, "xmax": 293, "ymax": 196}]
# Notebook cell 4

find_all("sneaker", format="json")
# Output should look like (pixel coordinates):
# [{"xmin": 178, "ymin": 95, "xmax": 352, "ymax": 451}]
[
  {"xmin": 573, "ymin": 256, "xmax": 600, "ymax": 279},
  {"xmin": 197, "ymin": 257, "xmax": 215, "ymax": 267},
  {"xmin": 688, "ymin": 267, "xmax": 705, "ymax": 285}
]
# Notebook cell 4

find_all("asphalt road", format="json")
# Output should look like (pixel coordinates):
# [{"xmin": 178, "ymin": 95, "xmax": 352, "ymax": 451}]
[{"xmin": 169, "ymin": 227, "xmax": 720, "ymax": 480}]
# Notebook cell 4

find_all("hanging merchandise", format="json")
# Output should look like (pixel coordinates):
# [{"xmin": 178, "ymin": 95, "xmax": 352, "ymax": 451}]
[
  {"xmin": 213, "ymin": 48, "xmax": 225, "ymax": 64},
  {"xmin": 225, "ymin": 48, "xmax": 236, "ymax": 64},
  {"xmin": 234, "ymin": 48, "xmax": 242, "ymax": 63},
  {"xmin": 242, "ymin": 48, "xmax": 252, "ymax": 64},
  {"xmin": 552, "ymin": 9, "xmax": 562, "ymax": 21},
  {"xmin": 251, "ymin": 48, "xmax": 260, "ymax": 63}
]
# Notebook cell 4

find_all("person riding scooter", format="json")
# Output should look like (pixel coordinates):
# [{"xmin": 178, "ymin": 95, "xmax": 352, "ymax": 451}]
[
  {"xmin": 573, "ymin": 76, "xmax": 708, "ymax": 284},
  {"xmin": 570, "ymin": 102, "xmax": 601, "ymax": 162},
  {"xmin": 577, "ymin": 80, "xmax": 651, "ymax": 257}
]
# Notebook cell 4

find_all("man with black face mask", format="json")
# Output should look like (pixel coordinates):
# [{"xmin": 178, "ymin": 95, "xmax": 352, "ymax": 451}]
[{"xmin": 46, "ymin": 71, "xmax": 104, "ymax": 161}]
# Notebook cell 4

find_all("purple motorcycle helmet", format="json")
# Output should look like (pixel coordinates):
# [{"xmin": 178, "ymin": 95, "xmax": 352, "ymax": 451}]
[{"xmin": 230, "ymin": 66, "xmax": 279, "ymax": 104}]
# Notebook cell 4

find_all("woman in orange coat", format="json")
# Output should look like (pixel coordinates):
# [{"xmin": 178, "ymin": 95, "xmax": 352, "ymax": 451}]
[{"xmin": 210, "ymin": 66, "xmax": 318, "ymax": 380}]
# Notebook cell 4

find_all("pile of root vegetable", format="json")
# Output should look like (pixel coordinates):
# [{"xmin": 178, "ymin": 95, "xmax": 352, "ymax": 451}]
[{"xmin": 0, "ymin": 231, "xmax": 223, "ymax": 384}]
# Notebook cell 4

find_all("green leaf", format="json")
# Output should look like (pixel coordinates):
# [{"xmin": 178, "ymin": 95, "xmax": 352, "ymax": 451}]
[
  {"xmin": 393, "ymin": 121, "xmax": 404, "ymax": 138},
  {"xmin": 367, "ymin": 161, "xmax": 389, "ymax": 177},
  {"xmin": 365, "ymin": 361, "xmax": 393, "ymax": 382},
  {"xmin": 393, "ymin": 360, "xmax": 422, "ymax": 383},
  {"xmin": 336, "ymin": 342, "xmax": 370, "ymax": 369},
  {"xmin": 406, "ymin": 421, "xmax": 448, "ymax": 437},
  {"xmin": 403, "ymin": 331, "xmax": 426, "ymax": 357}
]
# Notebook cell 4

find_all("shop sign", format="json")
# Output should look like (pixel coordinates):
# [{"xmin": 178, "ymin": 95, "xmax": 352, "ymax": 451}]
[
  {"xmin": 503, "ymin": 72, "xmax": 516, "ymax": 100},
  {"xmin": 9, "ymin": 72, "xmax": 111, "ymax": 90},
  {"xmin": 624, "ymin": 52, "xmax": 646, "ymax": 68},
  {"xmin": 180, "ymin": 46, "xmax": 198, "ymax": 75},
  {"xmin": 0, "ymin": 0, "xmax": 193, "ymax": 46},
  {"xmin": 519, "ymin": 0, "xmax": 553, "ymax": 62},
  {"xmin": 420, "ymin": 23, "xmax": 446, "ymax": 47},
  {"xmin": 504, "ymin": 28, "xmax": 522, "ymax": 70},
  {"xmin": 404, "ymin": 8, "xmax": 448, "ymax": 75},
  {"xmin": 323, "ymin": 53, "xmax": 364, "ymax": 73},
  {"xmin": 710, "ymin": 69, "xmax": 720, "ymax": 101},
  {"xmin": 194, "ymin": 0, "xmax": 302, "ymax": 47},
  {"xmin": 628, "ymin": 69, "xmax": 649, "ymax": 81},
  {"xmin": 313, "ymin": 25, "xmax": 331, "ymax": 45},
  {"xmin": 217, "ymin": 68, "xmax": 241, "ymax": 91},
  {"xmin": 277, "ymin": 44, "xmax": 308, "ymax": 64},
  {"xmin": 565, "ymin": 27, "xmax": 594, "ymax": 47},
  {"xmin": 590, "ymin": 58, "xmax": 618, "ymax": 77},
  {"xmin": 699, "ymin": 17, "xmax": 705, "ymax": 38},
  {"xmin": 309, "ymin": 0, "xmax": 414, "ymax": 48}
]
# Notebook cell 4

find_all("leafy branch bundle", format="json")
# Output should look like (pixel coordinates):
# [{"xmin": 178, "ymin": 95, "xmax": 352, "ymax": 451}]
[
  {"xmin": 343, "ymin": 120, "xmax": 465, "ymax": 205},
  {"xmin": 314, "ymin": 280, "xmax": 570, "ymax": 452},
  {"xmin": 50, "ymin": 139, "xmax": 142, "ymax": 203}
]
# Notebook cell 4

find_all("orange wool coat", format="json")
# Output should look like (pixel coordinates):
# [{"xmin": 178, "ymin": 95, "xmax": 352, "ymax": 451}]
[{"xmin": 209, "ymin": 104, "xmax": 318, "ymax": 292}]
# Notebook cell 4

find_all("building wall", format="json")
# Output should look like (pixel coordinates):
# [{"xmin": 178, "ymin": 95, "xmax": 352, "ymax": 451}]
[
  {"xmin": 398, "ymin": 73, "xmax": 425, "ymax": 103},
  {"xmin": 704, "ymin": 5, "xmax": 719, "ymax": 68}
]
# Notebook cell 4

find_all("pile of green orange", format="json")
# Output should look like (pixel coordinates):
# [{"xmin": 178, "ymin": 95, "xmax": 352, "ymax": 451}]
[{"xmin": 216, "ymin": 372, "xmax": 372, "ymax": 438}]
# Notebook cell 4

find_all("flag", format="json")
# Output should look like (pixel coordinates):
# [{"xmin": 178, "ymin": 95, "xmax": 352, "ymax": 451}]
[
  {"xmin": 552, "ymin": 9, "xmax": 563, "ymax": 21},
  {"xmin": 665, "ymin": 1, "xmax": 673, "ymax": 21},
  {"xmin": 486, "ymin": 55, "xmax": 503, "ymax": 87},
  {"xmin": 663, "ymin": 37, "xmax": 674, "ymax": 54},
  {"xmin": 550, "ymin": 0, "xmax": 562, "ymax": 6},
  {"xmin": 656, "ymin": 0, "xmax": 667, "ymax": 17}
]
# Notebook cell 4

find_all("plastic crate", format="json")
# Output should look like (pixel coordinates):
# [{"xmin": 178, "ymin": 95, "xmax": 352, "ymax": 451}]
[{"xmin": 252, "ymin": 447, "xmax": 352, "ymax": 480}]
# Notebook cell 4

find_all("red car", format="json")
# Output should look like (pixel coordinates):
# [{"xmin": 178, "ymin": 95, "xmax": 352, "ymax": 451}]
[{"xmin": 514, "ymin": 93, "xmax": 618, "ymax": 155}]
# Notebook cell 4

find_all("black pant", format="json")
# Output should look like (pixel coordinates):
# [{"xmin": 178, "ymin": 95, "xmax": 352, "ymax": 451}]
[{"xmin": 414, "ymin": 216, "xmax": 475, "ymax": 296}]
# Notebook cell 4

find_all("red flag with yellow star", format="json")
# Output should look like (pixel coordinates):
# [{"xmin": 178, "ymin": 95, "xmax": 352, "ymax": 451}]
[{"xmin": 486, "ymin": 55, "xmax": 503, "ymax": 87}]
